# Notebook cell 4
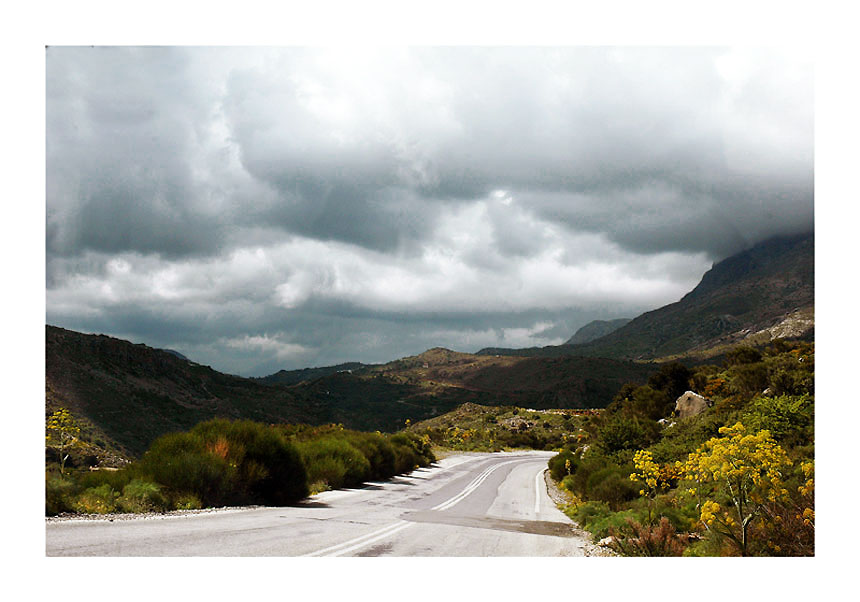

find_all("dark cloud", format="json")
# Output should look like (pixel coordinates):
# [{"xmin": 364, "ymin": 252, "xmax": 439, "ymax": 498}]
[{"xmin": 46, "ymin": 47, "xmax": 813, "ymax": 375}]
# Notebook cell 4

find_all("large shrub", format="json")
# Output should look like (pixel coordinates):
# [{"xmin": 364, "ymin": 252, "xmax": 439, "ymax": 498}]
[
  {"xmin": 343, "ymin": 432, "xmax": 396, "ymax": 480},
  {"xmin": 741, "ymin": 394, "xmax": 813, "ymax": 446},
  {"xmin": 585, "ymin": 466, "xmax": 639, "ymax": 508},
  {"xmin": 136, "ymin": 419, "xmax": 308, "ymax": 506},
  {"xmin": 389, "ymin": 433, "xmax": 434, "ymax": 473},
  {"xmin": 298, "ymin": 437, "xmax": 371, "ymax": 490},
  {"xmin": 46, "ymin": 474, "xmax": 78, "ymax": 515},
  {"xmin": 548, "ymin": 449, "xmax": 578, "ymax": 482},
  {"xmin": 596, "ymin": 414, "xmax": 655, "ymax": 454}
]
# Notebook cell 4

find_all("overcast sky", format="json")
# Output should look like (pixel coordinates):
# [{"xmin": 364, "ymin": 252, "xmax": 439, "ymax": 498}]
[{"xmin": 45, "ymin": 46, "xmax": 813, "ymax": 376}]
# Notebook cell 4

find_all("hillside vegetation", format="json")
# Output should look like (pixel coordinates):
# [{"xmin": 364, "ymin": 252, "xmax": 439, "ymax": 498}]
[
  {"xmin": 46, "ymin": 418, "xmax": 434, "ymax": 515},
  {"xmin": 546, "ymin": 339, "xmax": 814, "ymax": 556}
]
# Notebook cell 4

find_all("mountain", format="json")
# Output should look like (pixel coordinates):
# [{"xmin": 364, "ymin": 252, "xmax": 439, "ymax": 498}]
[
  {"xmin": 46, "ymin": 328, "xmax": 654, "ymax": 460},
  {"xmin": 564, "ymin": 318, "xmax": 631, "ymax": 345},
  {"xmin": 478, "ymin": 232, "xmax": 814, "ymax": 360},
  {"xmin": 45, "ymin": 326, "xmax": 335, "ymax": 457},
  {"xmin": 255, "ymin": 362, "xmax": 371, "ymax": 386}
]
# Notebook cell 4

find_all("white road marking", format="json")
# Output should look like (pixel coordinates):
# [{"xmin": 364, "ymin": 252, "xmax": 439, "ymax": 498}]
[
  {"xmin": 303, "ymin": 455, "xmax": 545, "ymax": 556},
  {"xmin": 300, "ymin": 520, "xmax": 413, "ymax": 557},
  {"xmin": 534, "ymin": 467, "xmax": 545, "ymax": 515},
  {"xmin": 431, "ymin": 458, "xmax": 523, "ymax": 511}
]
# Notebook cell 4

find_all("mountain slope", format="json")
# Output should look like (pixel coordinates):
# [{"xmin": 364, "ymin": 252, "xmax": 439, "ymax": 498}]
[
  {"xmin": 46, "ymin": 328, "xmax": 655, "ymax": 459},
  {"xmin": 564, "ymin": 318, "xmax": 631, "ymax": 345},
  {"xmin": 479, "ymin": 232, "xmax": 814, "ymax": 360},
  {"xmin": 46, "ymin": 326, "xmax": 335, "ymax": 456}
]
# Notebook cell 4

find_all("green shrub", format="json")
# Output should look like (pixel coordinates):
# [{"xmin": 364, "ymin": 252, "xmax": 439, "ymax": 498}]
[
  {"xmin": 74, "ymin": 484, "xmax": 120, "ymax": 514},
  {"xmin": 741, "ymin": 394, "xmax": 813, "ymax": 446},
  {"xmin": 135, "ymin": 419, "xmax": 308, "ymax": 507},
  {"xmin": 344, "ymin": 432, "xmax": 397, "ymax": 480},
  {"xmin": 572, "ymin": 501, "xmax": 641, "ymax": 540},
  {"xmin": 135, "ymin": 431, "xmax": 233, "ymax": 506},
  {"xmin": 298, "ymin": 437, "xmax": 370, "ymax": 489},
  {"xmin": 727, "ymin": 362, "xmax": 769, "ymax": 397},
  {"xmin": 389, "ymin": 433, "xmax": 434, "ymax": 473},
  {"xmin": 171, "ymin": 493, "xmax": 202, "ymax": 510},
  {"xmin": 190, "ymin": 419, "xmax": 309, "ymax": 505},
  {"xmin": 548, "ymin": 449, "xmax": 578, "ymax": 482},
  {"xmin": 596, "ymin": 414, "xmax": 656, "ymax": 454},
  {"xmin": 77, "ymin": 468, "xmax": 133, "ymax": 492},
  {"xmin": 585, "ymin": 466, "xmax": 639, "ymax": 509},
  {"xmin": 118, "ymin": 479, "xmax": 166, "ymax": 513},
  {"xmin": 46, "ymin": 474, "xmax": 78, "ymax": 515}
]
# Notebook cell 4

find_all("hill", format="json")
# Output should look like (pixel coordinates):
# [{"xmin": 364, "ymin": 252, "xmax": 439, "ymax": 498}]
[
  {"xmin": 479, "ymin": 232, "xmax": 814, "ymax": 360},
  {"xmin": 46, "ymin": 328, "xmax": 654, "ymax": 461},
  {"xmin": 45, "ymin": 326, "xmax": 334, "ymax": 457},
  {"xmin": 255, "ymin": 362, "xmax": 371, "ymax": 385},
  {"xmin": 564, "ymin": 318, "xmax": 631, "ymax": 345}
]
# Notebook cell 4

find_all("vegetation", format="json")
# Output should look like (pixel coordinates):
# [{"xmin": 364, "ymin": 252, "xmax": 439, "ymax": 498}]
[
  {"xmin": 405, "ymin": 403, "xmax": 596, "ymax": 453},
  {"xmin": 45, "ymin": 416, "xmax": 434, "ymax": 516},
  {"xmin": 549, "ymin": 339, "xmax": 814, "ymax": 556}
]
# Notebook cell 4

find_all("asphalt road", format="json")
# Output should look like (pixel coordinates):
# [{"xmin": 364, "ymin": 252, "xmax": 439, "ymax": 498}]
[{"xmin": 46, "ymin": 451, "xmax": 590, "ymax": 556}]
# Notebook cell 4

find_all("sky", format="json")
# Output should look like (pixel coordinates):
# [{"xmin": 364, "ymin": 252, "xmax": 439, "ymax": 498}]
[{"xmin": 45, "ymin": 46, "xmax": 813, "ymax": 376}]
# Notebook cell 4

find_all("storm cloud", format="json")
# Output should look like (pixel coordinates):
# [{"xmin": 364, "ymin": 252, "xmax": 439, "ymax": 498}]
[{"xmin": 46, "ymin": 46, "xmax": 813, "ymax": 376}]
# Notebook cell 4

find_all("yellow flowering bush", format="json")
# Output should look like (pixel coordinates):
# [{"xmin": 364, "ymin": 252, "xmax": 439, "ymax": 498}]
[
  {"xmin": 46, "ymin": 408, "xmax": 81, "ymax": 474},
  {"xmin": 679, "ymin": 422, "xmax": 792, "ymax": 556},
  {"xmin": 797, "ymin": 460, "xmax": 814, "ymax": 528},
  {"xmin": 630, "ymin": 449, "xmax": 682, "ymax": 524}
]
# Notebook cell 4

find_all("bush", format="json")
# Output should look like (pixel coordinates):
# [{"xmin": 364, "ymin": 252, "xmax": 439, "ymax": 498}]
[
  {"xmin": 741, "ymin": 394, "xmax": 813, "ymax": 446},
  {"xmin": 390, "ymin": 433, "xmax": 434, "ymax": 473},
  {"xmin": 77, "ymin": 468, "xmax": 133, "ymax": 493},
  {"xmin": 572, "ymin": 501, "xmax": 640, "ymax": 541},
  {"xmin": 298, "ymin": 437, "xmax": 370, "ymax": 489},
  {"xmin": 548, "ymin": 449, "xmax": 577, "ymax": 482},
  {"xmin": 135, "ymin": 431, "xmax": 233, "ymax": 506},
  {"xmin": 727, "ymin": 362, "xmax": 769, "ymax": 397},
  {"xmin": 344, "ymin": 432, "xmax": 396, "ymax": 480},
  {"xmin": 190, "ymin": 419, "xmax": 309, "ymax": 505},
  {"xmin": 172, "ymin": 493, "xmax": 202, "ymax": 510},
  {"xmin": 596, "ymin": 414, "xmax": 656, "ymax": 454},
  {"xmin": 135, "ymin": 419, "xmax": 308, "ymax": 507},
  {"xmin": 74, "ymin": 484, "xmax": 120, "ymax": 514},
  {"xmin": 585, "ymin": 466, "xmax": 639, "ymax": 509},
  {"xmin": 118, "ymin": 479, "xmax": 166, "ymax": 513},
  {"xmin": 46, "ymin": 474, "xmax": 77, "ymax": 515},
  {"xmin": 609, "ymin": 517, "xmax": 687, "ymax": 556}
]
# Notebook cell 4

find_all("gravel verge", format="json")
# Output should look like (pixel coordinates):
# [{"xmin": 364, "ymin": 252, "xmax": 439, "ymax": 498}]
[
  {"xmin": 46, "ymin": 505, "xmax": 264, "ymax": 523},
  {"xmin": 543, "ymin": 470, "xmax": 616, "ymax": 557}
]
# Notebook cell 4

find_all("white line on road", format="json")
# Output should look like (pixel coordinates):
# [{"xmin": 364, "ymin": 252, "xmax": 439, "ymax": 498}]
[
  {"xmin": 431, "ymin": 458, "xmax": 523, "ymax": 511},
  {"xmin": 303, "ymin": 455, "xmax": 544, "ymax": 556},
  {"xmin": 300, "ymin": 520, "xmax": 413, "ymax": 557},
  {"xmin": 534, "ymin": 467, "xmax": 545, "ymax": 515}
]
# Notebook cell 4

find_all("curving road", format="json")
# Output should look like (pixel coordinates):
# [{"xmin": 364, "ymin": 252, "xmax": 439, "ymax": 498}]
[{"xmin": 46, "ymin": 451, "xmax": 590, "ymax": 556}]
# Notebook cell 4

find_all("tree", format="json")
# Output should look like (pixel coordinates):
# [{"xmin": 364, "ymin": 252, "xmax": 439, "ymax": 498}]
[
  {"xmin": 679, "ymin": 422, "xmax": 792, "ymax": 556},
  {"xmin": 46, "ymin": 408, "xmax": 81, "ymax": 474}
]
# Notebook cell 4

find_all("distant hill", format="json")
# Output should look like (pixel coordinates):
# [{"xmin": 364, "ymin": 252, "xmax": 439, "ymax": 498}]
[
  {"xmin": 45, "ymin": 326, "xmax": 334, "ymax": 457},
  {"xmin": 479, "ymin": 232, "xmax": 814, "ymax": 360},
  {"xmin": 256, "ymin": 362, "xmax": 371, "ymax": 386},
  {"xmin": 46, "ymin": 328, "xmax": 655, "ymax": 460},
  {"xmin": 564, "ymin": 318, "xmax": 631, "ymax": 345}
]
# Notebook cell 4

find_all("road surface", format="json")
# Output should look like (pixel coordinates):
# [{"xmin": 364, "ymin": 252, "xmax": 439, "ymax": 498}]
[{"xmin": 46, "ymin": 451, "xmax": 590, "ymax": 556}]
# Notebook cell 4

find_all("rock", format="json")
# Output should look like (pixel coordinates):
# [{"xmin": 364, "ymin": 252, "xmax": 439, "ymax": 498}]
[
  {"xmin": 674, "ymin": 391, "xmax": 713, "ymax": 419},
  {"xmin": 598, "ymin": 536, "xmax": 616, "ymax": 547}
]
